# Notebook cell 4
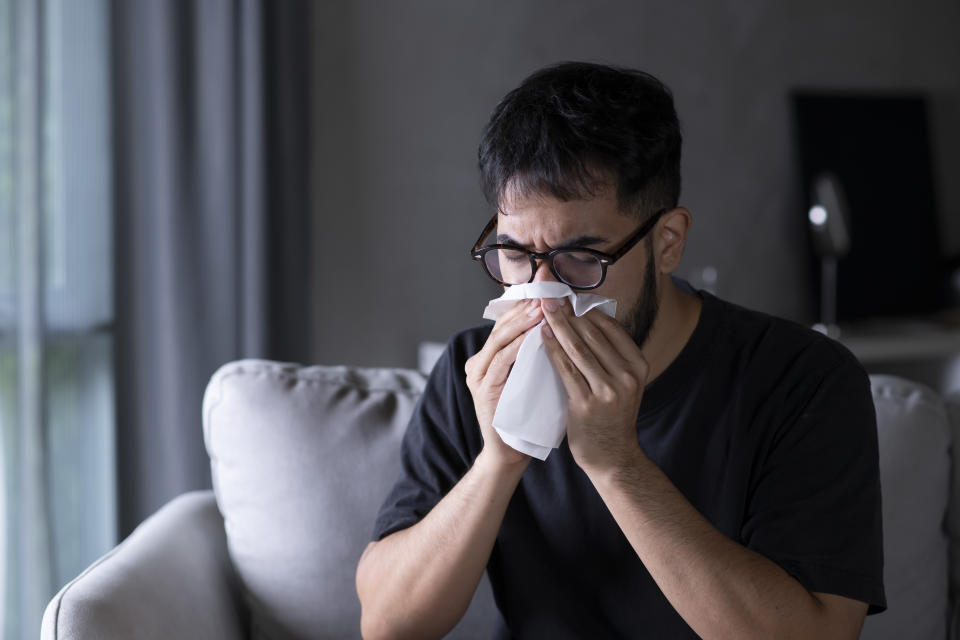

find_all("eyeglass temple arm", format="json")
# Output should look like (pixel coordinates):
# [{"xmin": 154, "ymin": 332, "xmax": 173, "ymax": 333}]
[
  {"xmin": 471, "ymin": 213, "xmax": 499, "ymax": 253},
  {"xmin": 606, "ymin": 208, "xmax": 669, "ymax": 263}
]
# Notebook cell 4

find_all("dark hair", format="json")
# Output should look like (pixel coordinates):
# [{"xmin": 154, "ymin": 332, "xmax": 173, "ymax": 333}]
[{"xmin": 478, "ymin": 62, "xmax": 682, "ymax": 218}]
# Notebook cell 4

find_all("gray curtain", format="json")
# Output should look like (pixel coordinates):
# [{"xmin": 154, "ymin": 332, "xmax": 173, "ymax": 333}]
[{"xmin": 111, "ymin": 0, "xmax": 309, "ymax": 537}]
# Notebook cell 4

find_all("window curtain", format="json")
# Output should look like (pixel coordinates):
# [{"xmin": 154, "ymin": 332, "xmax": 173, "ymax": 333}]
[
  {"xmin": 0, "ymin": 0, "xmax": 307, "ymax": 634},
  {"xmin": 111, "ymin": 0, "xmax": 310, "ymax": 537},
  {"xmin": 0, "ymin": 1, "xmax": 307, "ymax": 632}
]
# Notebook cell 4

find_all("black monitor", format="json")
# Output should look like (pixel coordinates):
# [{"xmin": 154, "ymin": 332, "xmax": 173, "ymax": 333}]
[{"xmin": 792, "ymin": 92, "xmax": 949, "ymax": 322}]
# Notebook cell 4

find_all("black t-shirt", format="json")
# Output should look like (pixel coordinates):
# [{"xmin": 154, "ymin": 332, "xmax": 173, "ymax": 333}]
[{"xmin": 372, "ymin": 290, "xmax": 886, "ymax": 638}]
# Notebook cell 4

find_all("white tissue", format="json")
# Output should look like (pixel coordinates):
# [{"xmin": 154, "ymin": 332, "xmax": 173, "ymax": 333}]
[{"xmin": 482, "ymin": 282, "xmax": 617, "ymax": 461}]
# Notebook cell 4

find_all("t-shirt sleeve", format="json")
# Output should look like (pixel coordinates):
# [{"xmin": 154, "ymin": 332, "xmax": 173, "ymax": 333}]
[
  {"xmin": 371, "ymin": 331, "xmax": 486, "ymax": 541},
  {"xmin": 741, "ymin": 348, "xmax": 886, "ymax": 613}
]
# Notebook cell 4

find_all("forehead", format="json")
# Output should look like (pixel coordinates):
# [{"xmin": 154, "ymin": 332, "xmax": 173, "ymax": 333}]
[{"xmin": 496, "ymin": 186, "xmax": 630, "ymax": 243}]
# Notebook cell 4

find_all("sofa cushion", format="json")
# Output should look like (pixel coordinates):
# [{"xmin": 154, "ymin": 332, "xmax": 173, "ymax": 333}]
[
  {"xmin": 202, "ymin": 360, "xmax": 497, "ymax": 639},
  {"xmin": 861, "ymin": 375, "xmax": 950, "ymax": 640}
]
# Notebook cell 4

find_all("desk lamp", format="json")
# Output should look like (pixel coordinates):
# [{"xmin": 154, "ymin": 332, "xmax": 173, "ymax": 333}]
[{"xmin": 808, "ymin": 172, "xmax": 851, "ymax": 337}]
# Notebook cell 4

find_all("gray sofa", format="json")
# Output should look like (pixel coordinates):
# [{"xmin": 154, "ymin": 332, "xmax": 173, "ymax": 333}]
[{"xmin": 41, "ymin": 360, "xmax": 960, "ymax": 639}]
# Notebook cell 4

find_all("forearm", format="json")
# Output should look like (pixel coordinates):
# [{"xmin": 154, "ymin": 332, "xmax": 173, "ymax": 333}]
[
  {"xmin": 588, "ymin": 450, "xmax": 851, "ymax": 640},
  {"xmin": 357, "ymin": 450, "xmax": 527, "ymax": 640}
]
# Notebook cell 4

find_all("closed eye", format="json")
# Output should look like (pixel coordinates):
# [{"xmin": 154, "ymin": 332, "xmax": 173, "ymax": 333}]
[{"xmin": 563, "ymin": 251, "xmax": 598, "ymax": 264}]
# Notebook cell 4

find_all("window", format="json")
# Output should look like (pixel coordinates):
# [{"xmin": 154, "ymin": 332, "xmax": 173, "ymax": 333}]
[{"xmin": 0, "ymin": 0, "xmax": 114, "ymax": 636}]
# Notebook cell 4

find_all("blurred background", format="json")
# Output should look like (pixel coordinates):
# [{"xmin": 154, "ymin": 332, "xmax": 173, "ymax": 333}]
[{"xmin": 1, "ymin": 0, "xmax": 959, "ymax": 637}]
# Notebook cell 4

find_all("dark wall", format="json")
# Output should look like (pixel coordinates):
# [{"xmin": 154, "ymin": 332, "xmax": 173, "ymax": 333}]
[{"xmin": 308, "ymin": 0, "xmax": 960, "ymax": 368}]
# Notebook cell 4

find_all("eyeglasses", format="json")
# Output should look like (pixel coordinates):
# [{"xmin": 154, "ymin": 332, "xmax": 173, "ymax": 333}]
[{"xmin": 470, "ymin": 208, "xmax": 668, "ymax": 290}]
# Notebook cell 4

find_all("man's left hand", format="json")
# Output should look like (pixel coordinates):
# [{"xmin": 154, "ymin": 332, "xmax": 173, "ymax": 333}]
[{"xmin": 540, "ymin": 297, "xmax": 649, "ymax": 475}]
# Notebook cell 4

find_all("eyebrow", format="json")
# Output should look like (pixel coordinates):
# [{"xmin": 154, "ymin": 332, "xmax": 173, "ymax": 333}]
[{"xmin": 496, "ymin": 233, "xmax": 608, "ymax": 249}]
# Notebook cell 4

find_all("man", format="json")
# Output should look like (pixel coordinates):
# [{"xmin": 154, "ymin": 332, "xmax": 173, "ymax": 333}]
[{"xmin": 356, "ymin": 62, "xmax": 885, "ymax": 639}]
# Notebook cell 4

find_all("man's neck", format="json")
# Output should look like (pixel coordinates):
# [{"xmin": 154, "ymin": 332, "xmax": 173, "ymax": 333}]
[{"xmin": 641, "ymin": 278, "xmax": 703, "ymax": 386}]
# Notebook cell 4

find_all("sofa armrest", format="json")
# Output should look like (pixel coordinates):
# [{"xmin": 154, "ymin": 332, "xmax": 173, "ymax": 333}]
[{"xmin": 41, "ymin": 490, "xmax": 247, "ymax": 640}]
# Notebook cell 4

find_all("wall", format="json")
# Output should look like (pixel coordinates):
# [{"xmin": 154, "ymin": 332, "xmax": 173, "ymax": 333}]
[{"xmin": 309, "ymin": 0, "xmax": 960, "ymax": 368}]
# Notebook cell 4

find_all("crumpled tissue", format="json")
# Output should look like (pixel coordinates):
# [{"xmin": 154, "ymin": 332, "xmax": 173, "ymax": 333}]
[{"xmin": 481, "ymin": 282, "xmax": 617, "ymax": 460}]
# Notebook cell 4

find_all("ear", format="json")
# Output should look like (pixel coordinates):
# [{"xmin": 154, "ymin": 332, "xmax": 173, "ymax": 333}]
[{"xmin": 655, "ymin": 207, "xmax": 691, "ymax": 274}]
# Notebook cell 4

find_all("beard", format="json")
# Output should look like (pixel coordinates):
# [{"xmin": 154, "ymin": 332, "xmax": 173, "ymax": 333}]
[{"xmin": 622, "ymin": 246, "xmax": 659, "ymax": 348}]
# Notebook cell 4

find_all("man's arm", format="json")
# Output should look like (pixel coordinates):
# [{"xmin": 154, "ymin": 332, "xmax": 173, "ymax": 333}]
[
  {"xmin": 356, "ymin": 299, "xmax": 540, "ymax": 640},
  {"xmin": 589, "ymin": 446, "xmax": 867, "ymax": 640},
  {"xmin": 357, "ymin": 450, "xmax": 526, "ymax": 640},
  {"xmin": 540, "ymin": 301, "xmax": 869, "ymax": 640}
]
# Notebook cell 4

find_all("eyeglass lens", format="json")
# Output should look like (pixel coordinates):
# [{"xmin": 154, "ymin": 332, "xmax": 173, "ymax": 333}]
[{"xmin": 482, "ymin": 248, "xmax": 603, "ymax": 287}]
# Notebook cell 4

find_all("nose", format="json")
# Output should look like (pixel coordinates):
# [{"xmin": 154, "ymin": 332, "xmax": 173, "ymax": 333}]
[{"xmin": 531, "ymin": 258, "xmax": 558, "ymax": 283}]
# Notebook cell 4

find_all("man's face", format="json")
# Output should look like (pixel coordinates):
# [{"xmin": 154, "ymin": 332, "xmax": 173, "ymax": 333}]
[{"xmin": 495, "ymin": 185, "xmax": 660, "ymax": 348}]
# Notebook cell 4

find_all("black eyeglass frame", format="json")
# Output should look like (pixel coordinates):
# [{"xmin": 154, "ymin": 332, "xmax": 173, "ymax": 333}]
[{"xmin": 470, "ymin": 207, "xmax": 669, "ymax": 290}]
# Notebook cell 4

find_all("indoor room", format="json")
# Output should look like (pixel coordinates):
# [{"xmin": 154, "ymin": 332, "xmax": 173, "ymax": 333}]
[{"xmin": 2, "ymin": 0, "xmax": 959, "ymax": 638}]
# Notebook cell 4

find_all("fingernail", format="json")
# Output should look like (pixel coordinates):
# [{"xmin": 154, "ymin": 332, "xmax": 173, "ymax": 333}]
[
  {"xmin": 543, "ymin": 298, "xmax": 558, "ymax": 312},
  {"xmin": 542, "ymin": 324, "xmax": 554, "ymax": 338},
  {"xmin": 528, "ymin": 302, "xmax": 541, "ymax": 316}
]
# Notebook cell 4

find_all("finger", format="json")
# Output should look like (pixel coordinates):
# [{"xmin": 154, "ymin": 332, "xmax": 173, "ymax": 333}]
[
  {"xmin": 467, "ymin": 299, "xmax": 542, "ymax": 379},
  {"xmin": 575, "ymin": 310, "xmax": 631, "ymax": 376},
  {"xmin": 542, "ymin": 300, "xmax": 610, "ymax": 391},
  {"xmin": 576, "ymin": 311, "xmax": 648, "ymax": 396},
  {"xmin": 586, "ymin": 311, "xmax": 650, "ymax": 383},
  {"xmin": 486, "ymin": 298, "xmax": 542, "ymax": 359},
  {"xmin": 483, "ymin": 331, "xmax": 527, "ymax": 387},
  {"xmin": 541, "ymin": 322, "xmax": 590, "ymax": 401}
]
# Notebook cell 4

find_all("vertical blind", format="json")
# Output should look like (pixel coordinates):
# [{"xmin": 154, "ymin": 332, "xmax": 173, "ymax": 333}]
[{"xmin": 0, "ymin": 0, "xmax": 114, "ymax": 637}]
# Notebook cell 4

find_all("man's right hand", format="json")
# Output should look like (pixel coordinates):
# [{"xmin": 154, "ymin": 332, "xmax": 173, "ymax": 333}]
[{"xmin": 464, "ymin": 297, "xmax": 543, "ymax": 467}]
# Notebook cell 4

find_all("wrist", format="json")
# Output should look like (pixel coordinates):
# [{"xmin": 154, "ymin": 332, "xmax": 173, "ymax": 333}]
[
  {"xmin": 581, "ymin": 442, "xmax": 650, "ymax": 489},
  {"xmin": 475, "ymin": 446, "xmax": 531, "ymax": 481}
]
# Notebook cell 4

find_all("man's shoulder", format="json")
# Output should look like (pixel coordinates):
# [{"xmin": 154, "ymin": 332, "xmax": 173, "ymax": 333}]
[
  {"xmin": 444, "ymin": 323, "xmax": 495, "ymax": 364},
  {"xmin": 707, "ymin": 293, "xmax": 864, "ymax": 376}
]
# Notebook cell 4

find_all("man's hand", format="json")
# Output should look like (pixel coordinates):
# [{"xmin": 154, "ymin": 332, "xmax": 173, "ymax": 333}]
[
  {"xmin": 538, "ymin": 298, "xmax": 869, "ymax": 640},
  {"xmin": 464, "ymin": 298, "xmax": 542, "ymax": 467},
  {"xmin": 539, "ymin": 297, "xmax": 649, "ymax": 474}
]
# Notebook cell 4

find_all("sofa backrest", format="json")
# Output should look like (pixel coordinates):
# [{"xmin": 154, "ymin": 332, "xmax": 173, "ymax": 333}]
[
  {"xmin": 862, "ymin": 375, "xmax": 956, "ymax": 640},
  {"xmin": 203, "ymin": 361, "xmax": 959, "ymax": 639},
  {"xmin": 202, "ymin": 360, "xmax": 498, "ymax": 640}
]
